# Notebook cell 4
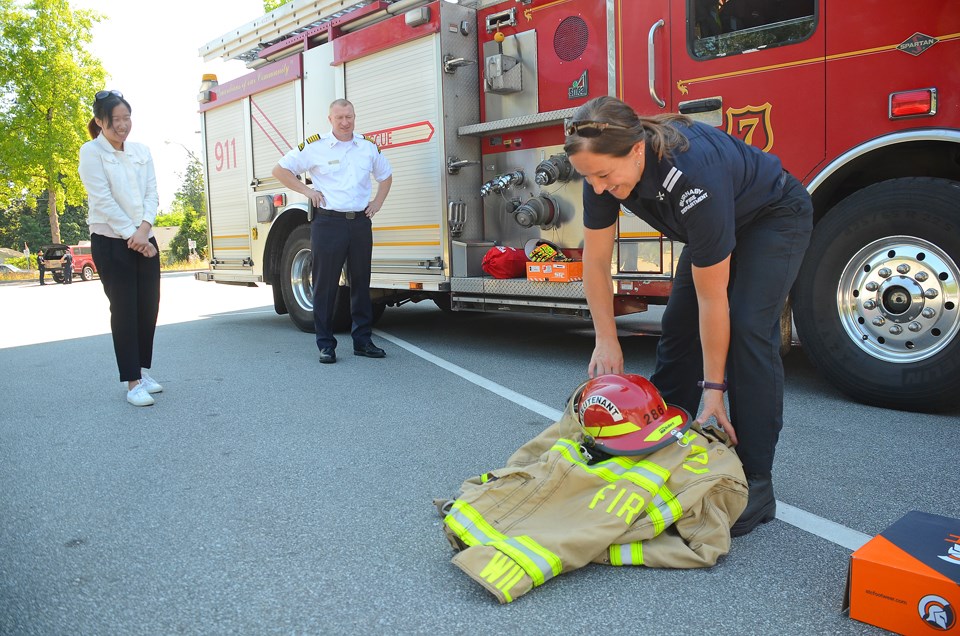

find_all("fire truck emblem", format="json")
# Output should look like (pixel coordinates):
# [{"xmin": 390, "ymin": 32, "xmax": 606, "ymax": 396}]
[
  {"xmin": 725, "ymin": 103, "xmax": 774, "ymax": 152},
  {"xmin": 568, "ymin": 71, "xmax": 589, "ymax": 99},
  {"xmin": 897, "ymin": 32, "xmax": 938, "ymax": 56}
]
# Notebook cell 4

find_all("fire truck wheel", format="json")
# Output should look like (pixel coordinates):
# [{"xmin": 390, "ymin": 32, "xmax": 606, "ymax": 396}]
[
  {"xmin": 280, "ymin": 225, "xmax": 316, "ymax": 333},
  {"xmin": 793, "ymin": 177, "xmax": 960, "ymax": 412},
  {"xmin": 81, "ymin": 265, "xmax": 94, "ymax": 281}
]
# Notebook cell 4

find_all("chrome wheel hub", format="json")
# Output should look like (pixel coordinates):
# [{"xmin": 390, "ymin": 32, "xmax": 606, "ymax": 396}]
[{"xmin": 838, "ymin": 236, "xmax": 959, "ymax": 363}]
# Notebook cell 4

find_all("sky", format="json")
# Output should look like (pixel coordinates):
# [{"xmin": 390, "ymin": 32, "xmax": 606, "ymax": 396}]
[{"xmin": 72, "ymin": 0, "xmax": 266, "ymax": 210}]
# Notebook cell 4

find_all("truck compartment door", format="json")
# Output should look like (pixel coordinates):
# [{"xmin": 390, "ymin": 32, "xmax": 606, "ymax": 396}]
[
  {"xmin": 670, "ymin": 0, "xmax": 825, "ymax": 180},
  {"xmin": 250, "ymin": 82, "xmax": 299, "ymax": 188},
  {"xmin": 204, "ymin": 100, "xmax": 253, "ymax": 265},
  {"xmin": 344, "ymin": 35, "xmax": 444, "ymax": 276}
]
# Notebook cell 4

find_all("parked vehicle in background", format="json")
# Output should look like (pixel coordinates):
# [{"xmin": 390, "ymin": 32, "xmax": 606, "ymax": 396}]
[
  {"xmin": 194, "ymin": 0, "xmax": 960, "ymax": 412},
  {"xmin": 41, "ymin": 244, "xmax": 97, "ymax": 283}
]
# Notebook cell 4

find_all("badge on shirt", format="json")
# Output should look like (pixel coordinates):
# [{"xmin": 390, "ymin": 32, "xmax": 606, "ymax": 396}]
[{"xmin": 679, "ymin": 188, "xmax": 710, "ymax": 215}]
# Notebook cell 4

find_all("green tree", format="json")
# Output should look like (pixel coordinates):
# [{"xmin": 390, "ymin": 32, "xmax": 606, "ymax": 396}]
[
  {"xmin": 167, "ymin": 207, "xmax": 207, "ymax": 261},
  {"xmin": 0, "ymin": 0, "xmax": 105, "ymax": 244},
  {"xmin": 174, "ymin": 153, "xmax": 206, "ymax": 217},
  {"xmin": 166, "ymin": 152, "xmax": 207, "ymax": 261},
  {"xmin": 263, "ymin": 0, "xmax": 286, "ymax": 11}
]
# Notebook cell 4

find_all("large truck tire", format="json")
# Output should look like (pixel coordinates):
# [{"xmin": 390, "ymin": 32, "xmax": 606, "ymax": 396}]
[
  {"xmin": 793, "ymin": 177, "xmax": 960, "ymax": 412},
  {"xmin": 278, "ymin": 224, "xmax": 380, "ymax": 334},
  {"xmin": 280, "ymin": 225, "xmax": 316, "ymax": 333}
]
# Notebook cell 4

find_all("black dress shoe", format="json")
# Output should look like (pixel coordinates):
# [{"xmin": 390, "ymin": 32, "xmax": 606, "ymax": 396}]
[
  {"xmin": 353, "ymin": 342, "xmax": 386, "ymax": 358},
  {"xmin": 731, "ymin": 473, "xmax": 777, "ymax": 537},
  {"xmin": 318, "ymin": 347, "xmax": 337, "ymax": 364}
]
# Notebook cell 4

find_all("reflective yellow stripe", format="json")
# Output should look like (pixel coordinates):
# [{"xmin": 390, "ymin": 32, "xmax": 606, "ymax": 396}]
[
  {"xmin": 372, "ymin": 224, "xmax": 440, "ymax": 232},
  {"xmin": 643, "ymin": 415, "xmax": 683, "ymax": 442},
  {"xmin": 608, "ymin": 542, "xmax": 644, "ymax": 566},
  {"xmin": 550, "ymin": 439, "xmax": 669, "ymax": 496},
  {"xmin": 373, "ymin": 240, "xmax": 440, "ymax": 247},
  {"xmin": 444, "ymin": 500, "xmax": 561, "ymax": 586},
  {"xmin": 644, "ymin": 486, "xmax": 683, "ymax": 536},
  {"xmin": 583, "ymin": 420, "xmax": 641, "ymax": 437}
]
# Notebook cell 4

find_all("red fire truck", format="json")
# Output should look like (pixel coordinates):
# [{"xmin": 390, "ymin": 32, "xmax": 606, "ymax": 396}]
[{"xmin": 195, "ymin": 0, "xmax": 960, "ymax": 412}]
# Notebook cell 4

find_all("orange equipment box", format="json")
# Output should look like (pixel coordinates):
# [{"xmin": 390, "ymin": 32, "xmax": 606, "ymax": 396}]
[
  {"xmin": 526, "ymin": 261, "xmax": 583, "ymax": 282},
  {"xmin": 843, "ymin": 511, "xmax": 960, "ymax": 635}
]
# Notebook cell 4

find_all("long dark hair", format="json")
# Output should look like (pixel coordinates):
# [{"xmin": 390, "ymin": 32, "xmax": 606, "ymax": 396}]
[
  {"xmin": 87, "ymin": 92, "xmax": 132, "ymax": 139},
  {"xmin": 563, "ymin": 95, "xmax": 692, "ymax": 160}
]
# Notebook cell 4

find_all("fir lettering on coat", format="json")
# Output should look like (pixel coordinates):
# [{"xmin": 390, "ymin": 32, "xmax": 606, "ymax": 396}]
[{"xmin": 589, "ymin": 485, "xmax": 648, "ymax": 524}]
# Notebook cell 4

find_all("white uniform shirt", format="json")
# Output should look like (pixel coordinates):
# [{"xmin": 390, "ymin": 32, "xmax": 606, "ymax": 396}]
[
  {"xmin": 277, "ymin": 132, "xmax": 391, "ymax": 212},
  {"xmin": 79, "ymin": 133, "xmax": 158, "ymax": 239}
]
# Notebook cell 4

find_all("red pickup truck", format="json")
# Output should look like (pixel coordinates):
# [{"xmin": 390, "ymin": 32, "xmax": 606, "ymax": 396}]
[{"xmin": 41, "ymin": 244, "xmax": 98, "ymax": 283}]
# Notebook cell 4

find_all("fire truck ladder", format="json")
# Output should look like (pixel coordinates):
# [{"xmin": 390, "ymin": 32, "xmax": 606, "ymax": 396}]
[{"xmin": 200, "ymin": 0, "xmax": 417, "ymax": 66}]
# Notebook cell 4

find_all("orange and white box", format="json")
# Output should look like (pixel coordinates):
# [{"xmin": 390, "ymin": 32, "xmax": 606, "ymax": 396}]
[
  {"xmin": 526, "ymin": 262, "xmax": 552, "ymax": 281},
  {"xmin": 843, "ymin": 511, "xmax": 960, "ymax": 634},
  {"xmin": 549, "ymin": 261, "xmax": 583, "ymax": 282}
]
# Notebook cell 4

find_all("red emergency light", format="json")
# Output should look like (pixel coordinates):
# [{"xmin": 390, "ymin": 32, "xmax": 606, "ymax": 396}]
[
  {"xmin": 273, "ymin": 193, "xmax": 286, "ymax": 208},
  {"xmin": 888, "ymin": 88, "xmax": 937, "ymax": 119}
]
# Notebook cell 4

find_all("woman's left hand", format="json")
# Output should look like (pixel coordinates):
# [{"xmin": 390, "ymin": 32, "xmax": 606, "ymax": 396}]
[
  {"xmin": 696, "ymin": 389, "xmax": 738, "ymax": 445},
  {"xmin": 127, "ymin": 224, "xmax": 152, "ymax": 253}
]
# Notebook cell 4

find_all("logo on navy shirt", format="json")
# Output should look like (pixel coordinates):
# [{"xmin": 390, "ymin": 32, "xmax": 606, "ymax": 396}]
[{"xmin": 679, "ymin": 188, "xmax": 709, "ymax": 214}]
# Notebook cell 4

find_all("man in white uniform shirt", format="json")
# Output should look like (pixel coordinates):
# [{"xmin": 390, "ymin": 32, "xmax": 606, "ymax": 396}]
[{"xmin": 273, "ymin": 99, "xmax": 393, "ymax": 364}]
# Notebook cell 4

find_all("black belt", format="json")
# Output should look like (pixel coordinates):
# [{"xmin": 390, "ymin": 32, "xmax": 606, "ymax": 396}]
[{"xmin": 315, "ymin": 207, "xmax": 367, "ymax": 220}]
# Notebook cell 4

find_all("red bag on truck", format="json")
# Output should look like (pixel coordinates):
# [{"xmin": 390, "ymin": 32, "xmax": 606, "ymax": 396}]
[{"xmin": 481, "ymin": 245, "xmax": 527, "ymax": 279}]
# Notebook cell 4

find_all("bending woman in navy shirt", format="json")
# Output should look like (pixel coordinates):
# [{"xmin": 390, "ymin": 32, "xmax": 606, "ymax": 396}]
[{"xmin": 565, "ymin": 96, "xmax": 813, "ymax": 537}]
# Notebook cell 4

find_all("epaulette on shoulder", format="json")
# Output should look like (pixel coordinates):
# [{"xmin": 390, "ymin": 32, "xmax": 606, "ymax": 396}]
[
  {"xmin": 298, "ymin": 133, "xmax": 322, "ymax": 151},
  {"xmin": 363, "ymin": 135, "xmax": 382, "ymax": 153}
]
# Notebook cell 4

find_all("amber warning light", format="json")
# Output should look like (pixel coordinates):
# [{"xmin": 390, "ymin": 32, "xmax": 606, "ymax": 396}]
[{"xmin": 889, "ymin": 88, "xmax": 937, "ymax": 119}]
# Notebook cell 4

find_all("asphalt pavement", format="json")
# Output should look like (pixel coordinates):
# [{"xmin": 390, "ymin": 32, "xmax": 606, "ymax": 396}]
[{"xmin": 1, "ymin": 274, "xmax": 956, "ymax": 635}]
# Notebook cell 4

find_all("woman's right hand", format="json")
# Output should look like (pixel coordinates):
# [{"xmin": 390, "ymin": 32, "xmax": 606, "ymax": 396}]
[{"xmin": 588, "ymin": 337, "xmax": 624, "ymax": 378}]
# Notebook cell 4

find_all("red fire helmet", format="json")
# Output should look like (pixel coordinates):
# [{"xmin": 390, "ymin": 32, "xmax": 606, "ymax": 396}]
[{"xmin": 576, "ymin": 374, "xmax": 692, "ymax": 456}]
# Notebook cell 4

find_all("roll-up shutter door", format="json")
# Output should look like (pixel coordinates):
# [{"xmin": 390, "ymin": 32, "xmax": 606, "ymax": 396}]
[
  {"xmin": 204, "ymin": 100, "xmax": 251, "ymax": 262},
  {"xmin": 346, "ymin": 35, "xmax": 443, "ymax": 271},
  {"xmin": 250, "ymin": 82, "xmax": 298, "ymax": 185}
]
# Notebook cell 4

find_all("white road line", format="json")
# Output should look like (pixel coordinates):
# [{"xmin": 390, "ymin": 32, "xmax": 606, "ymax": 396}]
[
  {"xmin": 776, "ymin": 502, "xmax": 871, "ymax": 551},
  {"xmin": 375, "ymin": 329, "xmax": 564, "ymax": 421},
  {"xmin": 376, "ymin": 329, "xmax": 874, "ymax": 552}
]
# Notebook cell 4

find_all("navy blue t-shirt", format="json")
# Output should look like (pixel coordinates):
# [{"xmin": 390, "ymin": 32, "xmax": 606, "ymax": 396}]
[{"xmin": 582, "ymin": 121, "xmax": 784, "ymax": 267}]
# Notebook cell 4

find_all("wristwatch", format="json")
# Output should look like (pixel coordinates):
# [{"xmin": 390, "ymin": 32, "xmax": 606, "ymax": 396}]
[{"xmin": 698, "ymin": 380, "xmax": 728, "ymax": 392}]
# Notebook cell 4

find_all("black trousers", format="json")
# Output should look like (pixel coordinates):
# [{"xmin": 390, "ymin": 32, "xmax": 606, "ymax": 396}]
[
  {"xmin": 91, "ymin": 234, "xmax": 161, "ymax": 382},
  {"xmin": 38, "ymin": 265, "xmax": 45, "ymax": 284},
  {"xmin": 310, "ymin": 212, "xmax": 374, "ymax": 350},
  {"xmin": 650, "ymin": 174, "xmax": 813, "ymax": 475}
]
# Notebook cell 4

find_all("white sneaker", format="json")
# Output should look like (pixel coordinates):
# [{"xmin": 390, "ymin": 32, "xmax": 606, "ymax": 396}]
[
  {"xmin": 126, "ymin": 382, "xmax": 155, "ymax": 407},
  {"xmin": 140, "ymin": 370, "xmax": 163, "ymax": 394}
]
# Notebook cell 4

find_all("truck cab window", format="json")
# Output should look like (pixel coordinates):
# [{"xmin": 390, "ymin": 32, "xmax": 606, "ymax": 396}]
[{"xmin": 690, "ymin": 0, "xmax": 816, "ymax": 59}]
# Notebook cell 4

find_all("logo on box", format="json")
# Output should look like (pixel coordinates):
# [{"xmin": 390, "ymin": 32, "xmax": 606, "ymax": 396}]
[{"xmin": 918, "ymin": 594, "xmax": 955, "ymax": 631}]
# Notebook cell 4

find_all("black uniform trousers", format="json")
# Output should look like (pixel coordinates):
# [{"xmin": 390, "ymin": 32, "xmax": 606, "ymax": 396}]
[
  {"xmin": 90, "ymin": 233, "xmax": 161, "ymax": 382},
  {"xmin": 310, "ymin": 210, "xmax": 374, "ymax": 351},
  {"xmin": 651, "ymin": 174, "xmax": 813, "ymax": 475}
]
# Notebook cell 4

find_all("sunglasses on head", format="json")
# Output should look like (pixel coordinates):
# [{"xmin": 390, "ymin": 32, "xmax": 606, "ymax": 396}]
[
  {"xmin": 564, "ymin": 120, "xmax": 629, "ymax": 137},
  {"xmin": 94, "ymin": 89, "xmax": 123, "ymax": 101}
]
